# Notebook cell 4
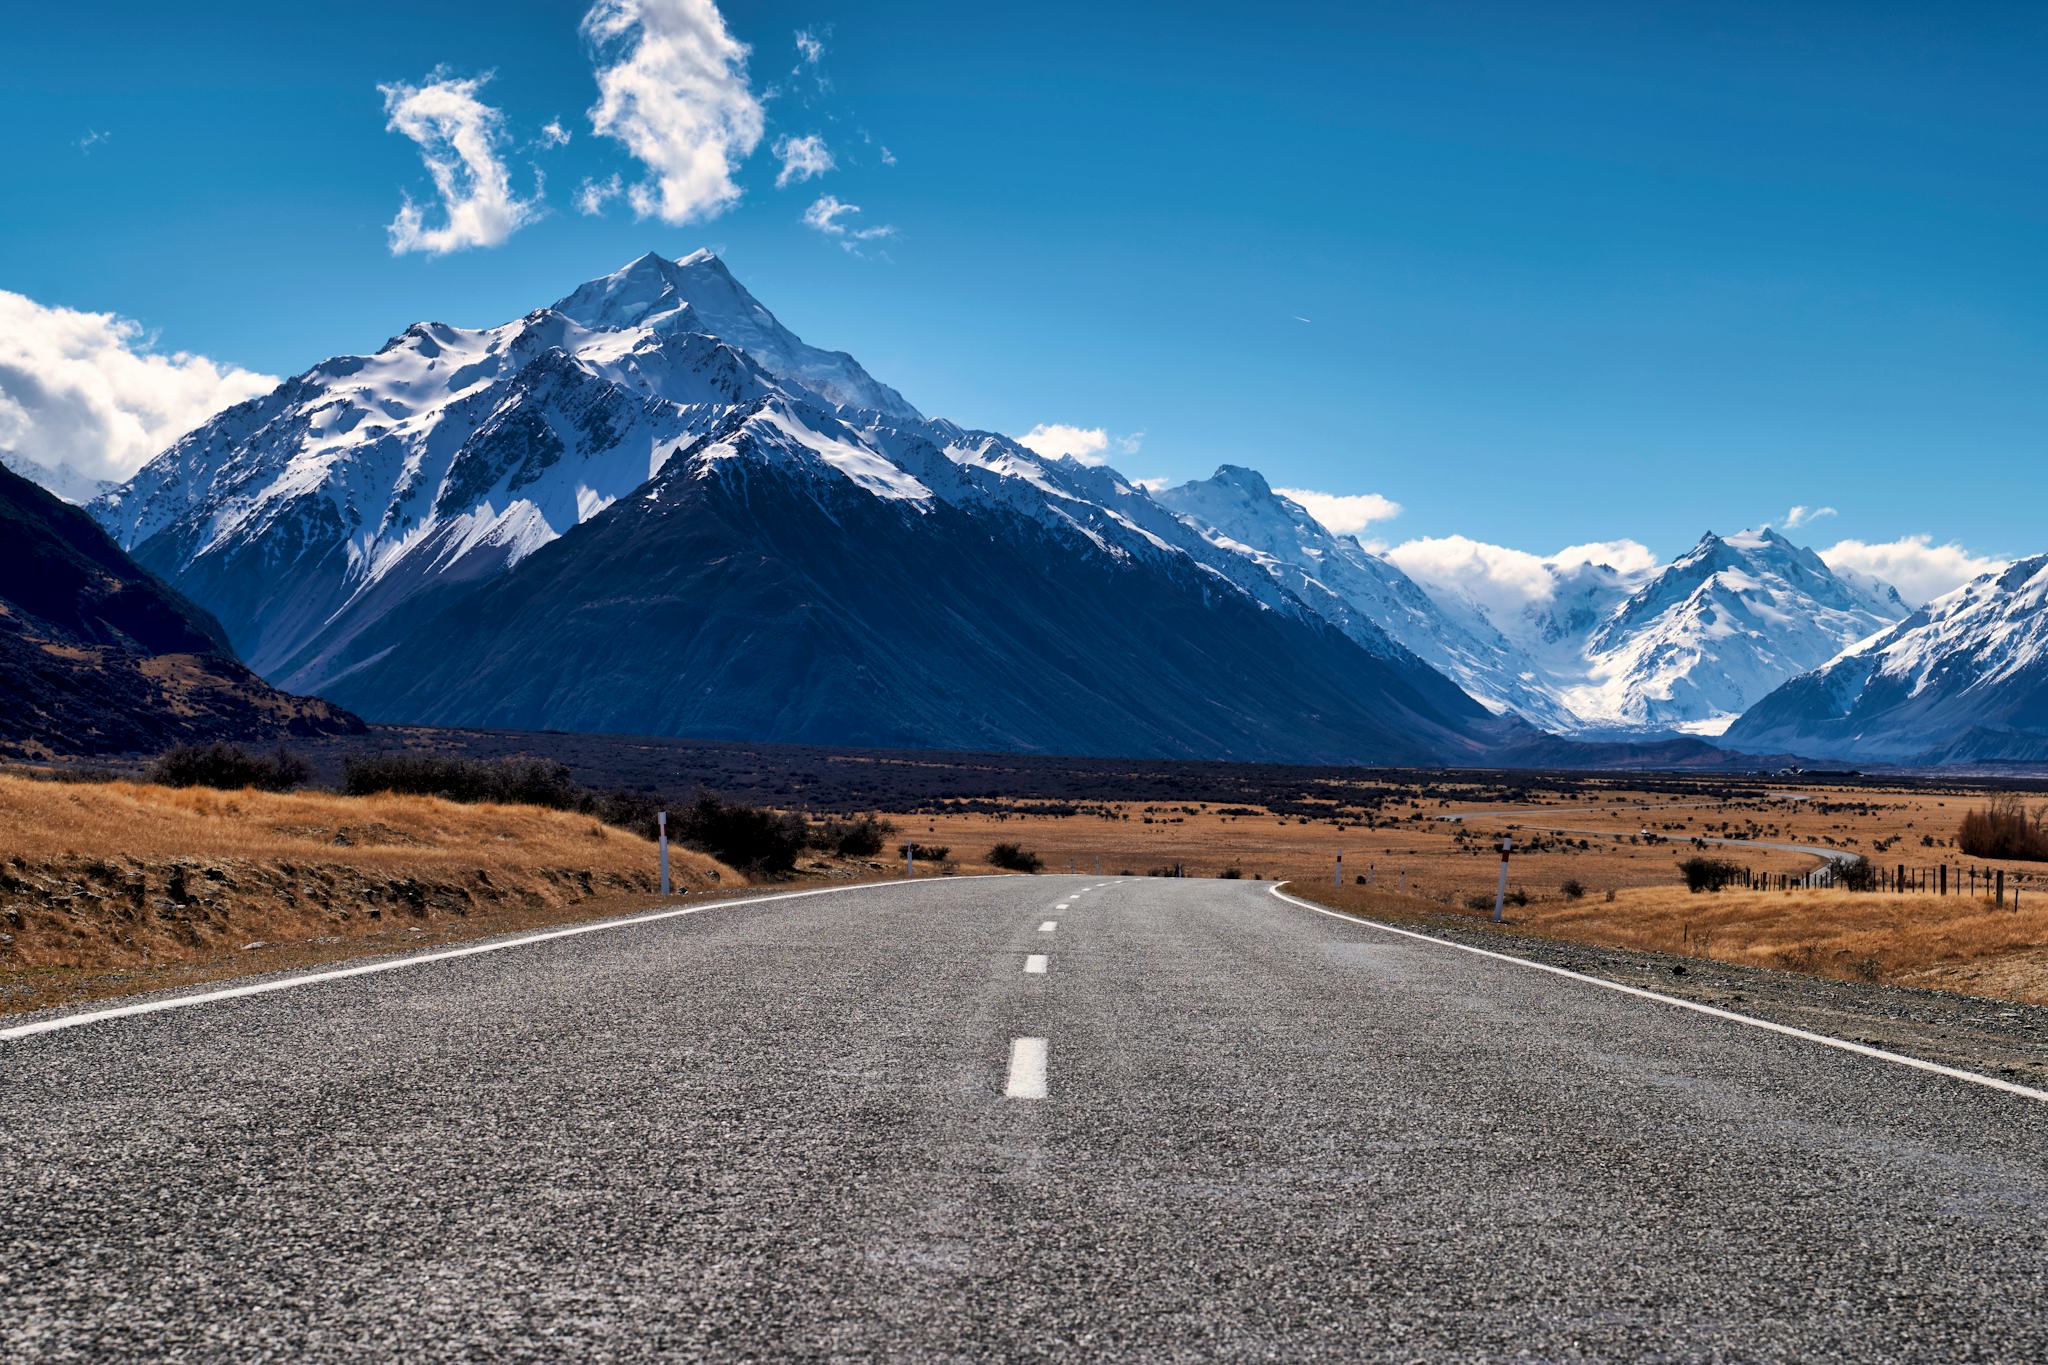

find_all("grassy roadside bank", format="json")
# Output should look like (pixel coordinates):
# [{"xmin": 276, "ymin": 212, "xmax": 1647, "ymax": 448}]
[
  {"xmin": 1278, "ymin": 876, "xmax": 2048, "ymax": 1007},
  {"xmin": 0, "ymin": 774, "xmax": 950, "ymax": 1017}
]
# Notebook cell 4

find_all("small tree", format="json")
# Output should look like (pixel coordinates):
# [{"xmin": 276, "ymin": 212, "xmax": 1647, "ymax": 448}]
[{"xmin": 1958, "ymin": 794, "xmax": 2048, "ymax": 861}]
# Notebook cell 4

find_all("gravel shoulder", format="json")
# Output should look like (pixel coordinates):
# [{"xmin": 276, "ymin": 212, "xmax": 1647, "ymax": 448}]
[{"xmin": 1280, "ymin": 881, "xmax": 2048, "ymax": 1090}]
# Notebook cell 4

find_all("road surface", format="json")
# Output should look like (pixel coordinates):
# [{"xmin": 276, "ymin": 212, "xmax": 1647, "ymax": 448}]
[{"xmin": 5, "ymin": 875, "xmax": 2047, "ymax": 1360}]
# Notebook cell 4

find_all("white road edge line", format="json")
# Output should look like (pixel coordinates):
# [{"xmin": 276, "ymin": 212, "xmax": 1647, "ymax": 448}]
[
  {"xmin": 1039, "ymin": 921, "xmax": 1057, "ymax": 932},
  {"xmin": 1007, "ymin": 1037, "xmax": 1049, "ymax": 1098},
  {"xmin": 1269, "ymin": 883, "xmax": 2048, "ymax": 1106},
  {"xmin": 1024, "ymin": 954, "xmax": 1049, "ymax": 975},
  {"xmin": 1, "ymin": 875, "xmax": 1008, "ymax": 1043}
]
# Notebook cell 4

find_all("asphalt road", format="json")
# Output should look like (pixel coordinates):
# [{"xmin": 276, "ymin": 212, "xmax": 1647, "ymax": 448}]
[{"xmin": 5, "ymin": 875, "xmax": 2048, "ymax": 1360}]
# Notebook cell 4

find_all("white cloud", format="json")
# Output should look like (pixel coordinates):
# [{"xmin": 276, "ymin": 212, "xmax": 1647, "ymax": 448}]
[
  {"xmin": 794, "ymin": 29, "xmax": 823, "ymax": 64},
  {"xmin": 1782, "ymin": 504, "xmax": 1837, "ymax": 530},
  {"xmin": 1015, "ymin": 423, "xmax": 1111, "ymax": 464},
  {"xmin": 538, "ymin": 118, "xmax": 572, "ymax": 149},
  {"xmin": 1819, "ymin": 535, "xmax": 2007, "ymax": 607},
  {"xmin": 77, "ymin": 128, "xmax": 109, "ymax": 153},
  {"xmin": 575, "ymin": 173, "xmax": 624, "ymax": 216},
  {"xmin": 0, "ymin": 290, "xmax": 277, "ymax": 491},
  {"xmin": 1386, "ymin": 535, "xmax": 1657, "ymax": 620},
  {"xmin": 772, "ymin": 133, "xmax": 834, "ymax": 188},
  {"xmin": 802, "ymin": 193, "xmax": 897, "ymax": 252},
  {"xmin": 380, "ymin": 72, "xmax": 539, "ymax": 255},
  {"xmin": 1130, "ymin": 476, "xmax": 1172, "ymax": 492},
  {"xmin": 880, "ymin": 145, "xmax": 898, "ymax": 166},
  {"xmin": 581, "ymin": 0, "xmax": 765, "ymax": 226},
  {"xmin": 1273, "ymin": 487, "xmax": 1403, "ymax": 535}
]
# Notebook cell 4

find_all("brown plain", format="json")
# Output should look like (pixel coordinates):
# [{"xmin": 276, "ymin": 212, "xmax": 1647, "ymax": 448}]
[{"xmin": 896, "ymin": 779, "xmax": 2048, "ymax": 1003}]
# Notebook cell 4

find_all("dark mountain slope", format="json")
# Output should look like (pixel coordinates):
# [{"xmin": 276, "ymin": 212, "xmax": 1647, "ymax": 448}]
[
  {"xmin": 320, "ymin": 437, "xmax": 1494, "ymax": 765},
  {"xmin": 0, "ymin": 462, "xmax": 360, "ymax": 758}
]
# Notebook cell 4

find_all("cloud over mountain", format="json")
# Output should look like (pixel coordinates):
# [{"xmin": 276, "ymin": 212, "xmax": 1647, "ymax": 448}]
[{"xmin": 0, "ymin": 290, "xmax": 275, "ymax": 493}]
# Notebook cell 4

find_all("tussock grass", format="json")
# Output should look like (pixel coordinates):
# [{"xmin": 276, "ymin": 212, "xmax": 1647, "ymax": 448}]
[
  {"xmin": 1290, "ymin": 876, "xmax": 2048, "ymax": 1005},
  {"xmin": 0, "ymin": 774, "xmax": 736, "ymax": 988}
]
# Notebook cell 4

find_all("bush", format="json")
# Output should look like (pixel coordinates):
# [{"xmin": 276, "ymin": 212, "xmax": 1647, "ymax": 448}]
[
  {"xmin": 1218, "ymin": 866, "xmax": 1242, "ymax": 879},
  {"xmin": 340, "ymin": 753, "xmax": 582, "ymax": 809},
  {"xmin": 672, "ymin": 792, "xmax": 808, "ymax": 876},
  {"xmin": 1828, "ymin": 856, "xmax": 1878, "ymax": 892},
  {"xmin": 151, "ymin": 742, "xmax": 309, "ymax": 793},
  {"xmin": 898, "ymin": 842, "xmax": 950, "ymax": 863},
  {"xmin": 1679, "ymin": 857, "xmax": 1744, "ymax": 894},
  {"xmin": 988, "ymin": 842, "xmax": 1044, "ymax": 874},
  {"xmin": 813, "ymin": 813, "xmax": 896, "ymax": 859},
  {"xmin": 1561, "ymin": 878, "xmax": 1586, "ymax": 900},
  {"xmin": 1958, "ymin": 794, "xmax": 2048, "ymax": 861}
]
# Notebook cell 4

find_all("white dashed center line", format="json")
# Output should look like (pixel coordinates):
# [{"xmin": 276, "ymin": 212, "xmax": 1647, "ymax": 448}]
[
  {"xmin": 1039, "ymin": 920, "xmax": 1057, "ymax": 932},
  {"xmin": 1006, "ymin": 1037, "xmax": 1048, "ymax": 1098},
  {"xmin": 1024, "ymin": 954, "xmax": 1048, "ymax": 975}
]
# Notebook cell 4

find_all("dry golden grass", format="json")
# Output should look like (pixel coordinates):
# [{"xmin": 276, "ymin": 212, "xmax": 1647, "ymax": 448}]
[
  {"xmin": 0, "ymin": 774, "xmax": 737, "ymax": 1007},
  {"xmin": 1287, "ymin": 878, "xmax": 2048, "ymax": 1004},
  {"xmin": 895, "ymin": 781, "xmax": 2048, "ymax": 1006}
]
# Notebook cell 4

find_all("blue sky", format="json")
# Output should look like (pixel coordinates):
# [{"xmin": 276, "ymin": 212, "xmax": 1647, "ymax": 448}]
[{"xmin": 4, "ymin": 0, "xmax": 2044, "ymax": 600}]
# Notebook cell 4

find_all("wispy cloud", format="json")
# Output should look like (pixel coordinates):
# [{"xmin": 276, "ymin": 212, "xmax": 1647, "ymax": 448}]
[
  {"xmin": 802, "ymin": 193, "xmax": 897, "ymax": 252},
  {"xmin": 1274, "ymin": 488, "xmax": 1402, "ymax": 536},
  {"xmin": 1782, "ymin": 504, "xmax": 1837, "ymax": 530},
  {"xmin": 0, "ymin": 289, "xmax": 277, "ymax": 490},
  {"xmin": 537, "ymin": 118, "xmax": 572, "ymax": 149},
  {"xmin": 380, "ymin": 71, "xmax": 539, "ymax": 255},
  {"xmin": 1292, "ymin": 315, "xmax": 1311, "ymax": 324},
  {"xmin": 772, "ymin": 133, "xmax": 834, "ymax": 188},
  {"xmin": 1819, "ymin": 535, "xmax": 2006, "ymax": 607},
  {"xmin": 794, "ymin": 29, "xmax": 824, "ymax": 65},
  {"xmin": 76, "ymin": 128, "xmax": 110, "ymax": 154},
  {"xmin": 581, "ymin": 0, "xmax": 765, "ymax": 225},
  {"xmin": 574, "ymin": 173, "xmax": 624, "ymax": 216}
]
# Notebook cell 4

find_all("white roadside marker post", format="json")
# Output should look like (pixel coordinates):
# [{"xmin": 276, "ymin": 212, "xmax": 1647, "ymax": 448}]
[
  {"xmin": 658, "ymin": 811, "xmax": 671, "ymax": 896},
  {"xmin": 1335, "ymin": 851, "xmax": 1343, "ymax": 887},
  {"xmin": 907, "ymin": 840, "xmax": 915, "ymax": 878},
  {"xmin": 1367, "ymin": 862, "xmax": 1375, "ymax": 888},
  {"xmin": 1493, "ymin": 835, "xmax": 1512, "ymax": 924}
]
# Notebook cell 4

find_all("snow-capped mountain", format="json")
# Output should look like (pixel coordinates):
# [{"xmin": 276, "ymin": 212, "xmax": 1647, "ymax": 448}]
[
  {"xmin": 1725, "ymin": 554, "xmax": 2048, "ymax": 764},
  {"xmin": 1152, "ymin": 467, "xmax": 1580, "ymax": 730},
  {"xmin": 1153, "ymin": 477, "xmax": 1903, "ymax": 738},
  {"xmin": 93, "ymin": 251, "xmax": 1507, "ymax": 763},
  {"xmin": 1562, "ymin": 528, "xmax": 1909, "ymax": 734}
]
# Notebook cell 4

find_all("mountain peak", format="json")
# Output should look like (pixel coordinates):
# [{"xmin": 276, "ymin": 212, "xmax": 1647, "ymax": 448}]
[
  {"xmin": 1211, "ymin": 464, "xmax": 1274, "ymax": 496},
  {"xmin": 551, "ymin": 251, "xmax": 919, "ymax": 419}
]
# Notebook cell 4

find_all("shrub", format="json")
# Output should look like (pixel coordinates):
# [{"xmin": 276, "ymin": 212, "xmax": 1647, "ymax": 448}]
[
  {"xmin": 1679, "ymin": 857, "xmax": 1745, "ymax": 894},
  {"xmin": 813, "ymin": 813, "xmax": 895, "ymax": 859},
  {"xmin": 1958, "ymin": 794, "xmax": 2048, "ymax": 861},
  {"xmin": 898, "ymin": 842, "xmax": 950, "ymax": 863},
  {"xmin": 1218, "ymin": 866, "xmax": 1242, "ymax": 879},
  {"xmin": 1828, "ymin": 856, "xmax": 1878, "ymax": 892},
  {"xmin": 340, "ymin": 753, "xmax": 582, "ymax": 808},
  {"xmin": 590, "ymin": 788, "xmax": 664, "ymax": 841},
  {"xmin": 1561, "ymin": 878, "xmax": 1586, "ymax": 900},
  {"xmin": 151, "ymin": 742, "xmax": 309, "ymax": 793},
  {"xmin": 672, "ymin": 792, "xmax": 808, "ymax": 876},
  {"xmin": 988, "ymin": 842, "xmax": 1044, "ymax": 874}
]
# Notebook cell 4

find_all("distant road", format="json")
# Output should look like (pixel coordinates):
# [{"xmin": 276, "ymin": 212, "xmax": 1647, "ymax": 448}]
[{"xmin": 6, "ymin": 876, "xmax": 2046, "ymax": 1359}]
